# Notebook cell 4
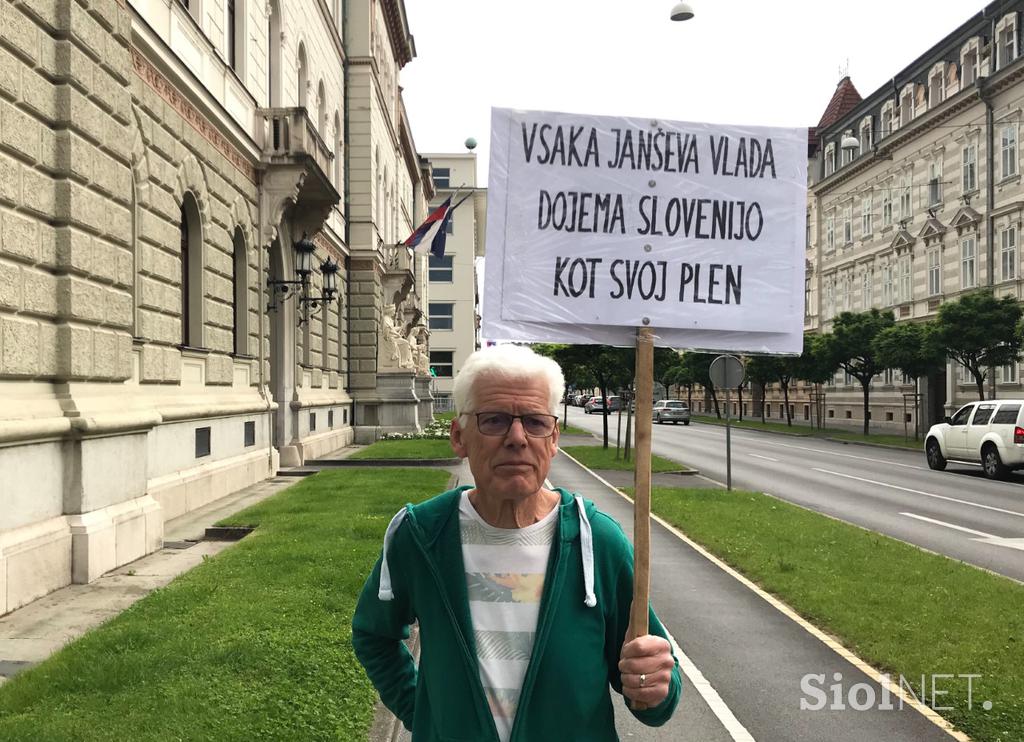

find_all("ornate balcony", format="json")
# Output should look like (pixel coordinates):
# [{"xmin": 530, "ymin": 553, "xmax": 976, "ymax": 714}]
[{"xmin": 257, "ymin": 107, "xmax": 340, "ymax": 245}]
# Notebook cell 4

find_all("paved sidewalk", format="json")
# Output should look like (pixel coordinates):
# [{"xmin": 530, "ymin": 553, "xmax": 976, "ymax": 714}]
[{"xmin": 0, "ymin": 474, "xmax": 302, "ymax": 687}]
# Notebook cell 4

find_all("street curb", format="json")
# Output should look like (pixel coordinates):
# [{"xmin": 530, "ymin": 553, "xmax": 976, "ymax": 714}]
[
  {"xmin": 304, "ymin": 458, "xmax": 461, "ymax": 467},
  {"xmin": 693, "ymin": 418, "xmax": 812, "ymax": 438},
  {"xmin": 823, "ymin": 436, "xmax": 921, "ymax": 452},
  {"xmin": 695, "ymin": 419, "xmax": 922, "ymax": 453}
]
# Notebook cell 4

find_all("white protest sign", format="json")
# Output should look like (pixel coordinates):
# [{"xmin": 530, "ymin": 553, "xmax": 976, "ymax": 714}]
[{"xmin": 482, "ymin": 107, "xmax": 808, "ymax": 353}]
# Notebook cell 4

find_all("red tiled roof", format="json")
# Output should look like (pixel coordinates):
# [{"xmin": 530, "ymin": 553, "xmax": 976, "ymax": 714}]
[{"xmin": 816, "ymin": 76, "xmax": 862, "ymax": 131}]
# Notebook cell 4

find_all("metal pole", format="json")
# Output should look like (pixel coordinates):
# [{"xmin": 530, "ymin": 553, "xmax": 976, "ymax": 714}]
[
  {"xmin": 616, "ymin": 404, "xmax": 623, "ymax": 459},
  {"xmin": 725, "ymin": 385, "xmax": 732, "ymax": 491}
]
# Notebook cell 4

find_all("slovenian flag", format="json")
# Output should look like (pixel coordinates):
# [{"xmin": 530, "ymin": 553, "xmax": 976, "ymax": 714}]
[{"xmin": 403, "ymin": 198, "xmax": 453, "ymax": 257}]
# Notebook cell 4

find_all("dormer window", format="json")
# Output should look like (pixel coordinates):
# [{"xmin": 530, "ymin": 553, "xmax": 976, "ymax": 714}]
[
  {"xmin": 899, "ymin": 84, "xmax": 915, "ymax": 126},
  {"xmin": 859, "ymin": 116, "xmax": 873, "ymax": 153},
  {"xmin": 824, "ymin": 142, "xmax": 836, "ymax": 177},
  {"xmin": 880, "ymin": 101, "xmax": 894, "ymax": 138},
  {"xmin": 929, "ymin": 63, "xmax": 945, "ymax": 107},
  {"xmin": 997, "ymin": 13, "xmax": 1018, "ymax": 70},
  {"xmin": 841, "ymin": 130, "xmax": 857, "ymax": 165},
  {"xmin": 962, "ymin": 39, "xmax": 980, "ymax": 85}
]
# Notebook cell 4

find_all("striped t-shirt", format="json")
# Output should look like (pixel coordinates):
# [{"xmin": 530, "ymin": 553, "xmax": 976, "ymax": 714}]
[{"xmin": 459, "ymin": 492, "xmax": 558, "ymax": 742}]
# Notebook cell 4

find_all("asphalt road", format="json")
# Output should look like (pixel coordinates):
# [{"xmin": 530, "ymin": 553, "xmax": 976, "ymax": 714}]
[{"xmin": 565, "ymin": 407, "xmax": 1024, "ymax": 584}]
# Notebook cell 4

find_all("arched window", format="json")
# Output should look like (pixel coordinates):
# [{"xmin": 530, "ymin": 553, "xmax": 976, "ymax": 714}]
[
  {"xmin": 180, "ymin": 193, "xmax": 204, "ymax": 347},
  {"xmin": 297, "ymin": 43, "xmax": 308, "ymax": 108},
  {"xmin": 267, "ymin": 0, "xmax": 281, "ymax": 106},
  {"xmin": 232, "ymin": 227, "xmax": 248, "ymax": 355}
]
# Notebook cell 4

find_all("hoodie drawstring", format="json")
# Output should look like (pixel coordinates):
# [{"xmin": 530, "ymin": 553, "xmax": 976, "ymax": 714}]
[
  {"xmin": 378, "ymin": 507, "xmax": 409, "ymax": 601},
  {"xmin": 575, "ymin": 495, "xmax": 597, "ymax": 608},
  {"xmin": 378, "ymin": 497, "xmax": 597, "ymax": 608}
]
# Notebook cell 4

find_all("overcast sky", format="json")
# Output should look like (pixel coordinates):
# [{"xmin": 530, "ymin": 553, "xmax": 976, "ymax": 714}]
[{"xmin": 401, "ymin": 1, "xmax": 987, "ymax": 182}]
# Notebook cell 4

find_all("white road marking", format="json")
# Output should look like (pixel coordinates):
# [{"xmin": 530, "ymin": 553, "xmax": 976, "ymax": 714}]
[
  {"xmin": 732, "ymin": 436, "xmax": 927, "ymax": 470},
  {"xmin": 555, "ymin": 457, "xmax": 966, "ymax": 742},
  {"xmin": 813, "ymin": 468, "xmax": 1024, "ymax": 519},
  {"xmin": 901, "ymin": 512, "xmax": 1024, "ymax": 551},
  {"xmin": 748, "ymin": 453, "xmax": 779, "ymax": 462},
  {"xmin": 899, "ymin": 512, "xmax": 992, "ymax": 538}
]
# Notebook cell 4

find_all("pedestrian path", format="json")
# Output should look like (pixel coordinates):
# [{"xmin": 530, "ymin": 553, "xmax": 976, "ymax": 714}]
[{"xmin": 548, "ymin": 453, "xmax": 959, "ymax": 742}]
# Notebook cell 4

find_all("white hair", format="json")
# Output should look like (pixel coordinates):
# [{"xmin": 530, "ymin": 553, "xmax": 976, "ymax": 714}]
[{"xmin": 453, "ymin": 345, "xmax": 565, "ymax": 420}]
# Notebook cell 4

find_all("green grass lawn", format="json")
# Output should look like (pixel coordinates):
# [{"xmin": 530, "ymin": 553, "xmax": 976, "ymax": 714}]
[
  {"xmin": 350, "ymin": 438, "xmax": 456, "ymax": 460},
  {"xmin": 692, "ymin": 414, "xmax": 922, "ymax": 450},
  {"xmin": 0, "ymin": 468, "xmax": 452, "ymax": 742},
  {"xmin": 637, "ymin": 485, "xmax": 1024, "ymax": 742},
  {"xmin": 561, "ymin": 444, "xmax": 687, "ymax": 472},
  {"xmin": 433, "ymin": 411, "xmax": 456, "ymax": 423}
]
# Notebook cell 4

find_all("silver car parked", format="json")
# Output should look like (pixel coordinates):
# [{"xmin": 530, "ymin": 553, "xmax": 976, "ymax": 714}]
[{"xmin": 653, "ymin": 400, "xmax": 690, "ymax": 425}]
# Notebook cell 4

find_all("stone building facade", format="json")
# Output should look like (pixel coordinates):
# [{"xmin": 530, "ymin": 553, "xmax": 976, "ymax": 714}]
[
  {"xmin": 741, "ymin": 1, "xmax": 1024, "ymax": 433},
  {"xmin": 346, "ymin": 0, "xmax": 434, "ymax": 442},
  {"xmin": 0, "ymin": 0, "xmax": 430, "ymax": 616}
]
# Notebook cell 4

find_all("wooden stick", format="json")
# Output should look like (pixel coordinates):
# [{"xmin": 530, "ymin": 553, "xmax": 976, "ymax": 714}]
[{"xmin": 629, "ymin": 326, "xmax": 655, "ymax": 709}]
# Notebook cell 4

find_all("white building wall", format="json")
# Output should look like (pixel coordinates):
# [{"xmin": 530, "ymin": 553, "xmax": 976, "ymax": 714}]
[{"xmin": 423, "ymin": 153, "xmax": 484, "ymax": 404}]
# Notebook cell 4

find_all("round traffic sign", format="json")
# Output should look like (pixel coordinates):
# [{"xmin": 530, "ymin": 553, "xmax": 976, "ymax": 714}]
[{"xmin": 709, "ymin": 354, "xmax": 744, "ymax": 388}]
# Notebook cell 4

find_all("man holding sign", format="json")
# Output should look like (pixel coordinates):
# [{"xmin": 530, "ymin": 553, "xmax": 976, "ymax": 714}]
[{"xmin": 353, "ymin": 345, "xmax": 681, "ymax": 741}]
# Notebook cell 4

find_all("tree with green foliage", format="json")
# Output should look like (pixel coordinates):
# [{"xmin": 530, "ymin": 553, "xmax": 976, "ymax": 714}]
[
  {"xmin": 776, "ymin": 336, "xmax": 835, "ymax": 426},
  {"xmin": 664, "ymin": 360, "xmax": 695, "ymax": 404},
  {"xmin": 932, "ymin": 291, "xmax": 1023, "ymax": 400},
  {"xmin": 744, "ymin": 356, "xmax": 780, "ymax": 423},
  {"xmin": 653, "ymin": 348, "xmax": 682, "ymax": 401},
  {"xmin": 794, "ymin": 333, "xmax": 836, "ymax": 386},
  {"xmin": 552, "ymin": 344, "xmax": 633, "ymax": 447},
  {"xmin": 793, "ymin": 333, "xmax": 835, "ymax": 429},
  {"xmin": 818, "ymin": 309, "xmax": 895, "ymax": 435},
  {"xmin": 777, "ymin": 356, "xmax": 803, "ymax": 426},
  {"xmin": 873, "ymin": 321, "xmax": 947, "ymax": 433},
  {"xmin": 680, "ymin": 352, "xmax": 720, "ymax": 417}
]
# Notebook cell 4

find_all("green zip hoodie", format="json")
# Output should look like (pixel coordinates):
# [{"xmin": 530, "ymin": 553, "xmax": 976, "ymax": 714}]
[{"xmin": 352, "ymin": 486, "xmax": 682, "ymax": 741}]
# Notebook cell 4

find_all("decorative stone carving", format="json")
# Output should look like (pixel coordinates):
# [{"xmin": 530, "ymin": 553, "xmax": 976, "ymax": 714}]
[
  {"xmin": 379, "ymin": 315, "xmax": 415, "ymax": 371},
  {"xmin": 414, "ymin": 326, "xmax": 430, "ymax": 376},
  {"xmin": 391, "ymin": 273, "xmax": 414, "ymax": 324}
]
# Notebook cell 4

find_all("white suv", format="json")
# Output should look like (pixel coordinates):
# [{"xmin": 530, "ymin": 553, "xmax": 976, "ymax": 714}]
[{"xmin": 924, "ymin": 399, "xmax": 1024, "ymax": 479}]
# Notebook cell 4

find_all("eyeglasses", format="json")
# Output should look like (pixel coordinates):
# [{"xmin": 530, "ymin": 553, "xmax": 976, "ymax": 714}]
[{"xmin": 473, "ymin": 412, "xmax": 559, "ymax": 438}]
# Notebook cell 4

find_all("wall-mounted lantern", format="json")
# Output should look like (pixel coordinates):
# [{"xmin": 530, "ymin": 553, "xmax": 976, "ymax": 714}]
[{"xmin": 267, "ymin": 235, "xmax": 342, "ymax": 324}]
